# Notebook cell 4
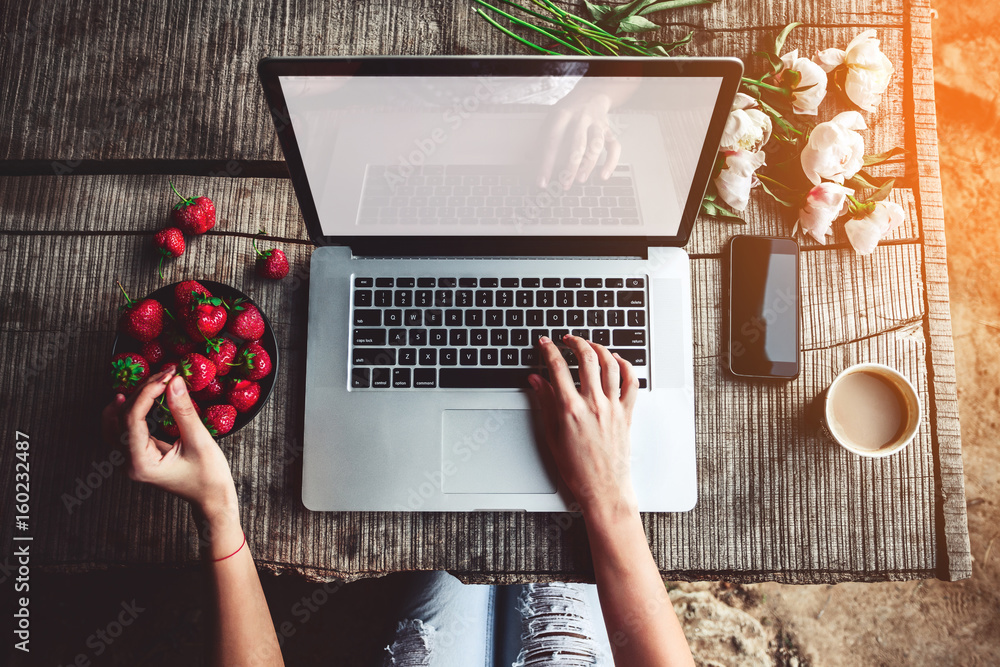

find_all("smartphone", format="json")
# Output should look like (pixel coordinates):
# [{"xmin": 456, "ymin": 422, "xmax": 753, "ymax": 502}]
[{"xmin": 727, "ymin": 235, "xmax": 800, "ymax": 379}]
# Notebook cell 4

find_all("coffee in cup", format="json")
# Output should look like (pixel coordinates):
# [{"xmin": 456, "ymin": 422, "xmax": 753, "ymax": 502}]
[{"xmin": 822, "ymin": 363, "xmax": 921, "ymax": 457}]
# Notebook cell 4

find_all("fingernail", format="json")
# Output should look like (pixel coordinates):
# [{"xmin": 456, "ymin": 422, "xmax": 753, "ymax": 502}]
[
  {"xmin": 170, "ymin": 375, "xmax": 187, "ymax": 396},
  {"xmin": 527, "ymin": 375, "xmax": 538, "ymax": 389},
  {"xmin": 539, "ymin": 336, "xmax": 551, "ymax": 344},
  {"xmin": 562, "ymin": 333, "xmax": 571, "ymax": 340}
]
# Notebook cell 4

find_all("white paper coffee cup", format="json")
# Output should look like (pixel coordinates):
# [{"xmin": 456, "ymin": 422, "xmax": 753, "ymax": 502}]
[{"xmin": 822, "ymin": 363, "xmax": 921, "ymax": 458}]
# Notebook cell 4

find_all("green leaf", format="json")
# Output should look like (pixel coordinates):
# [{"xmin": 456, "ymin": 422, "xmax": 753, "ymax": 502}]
[
  {"xmin": 860, "ymin": 177, "xmax": 895, "ymax": 203},
  {"xmin": 754, "ymin": 50, "xmax": 782, "ymax": 75},
  {"xmin": 862, "ymin": 146, "xmax": 906, "ymax": 167},
  {"xmin": 757, "ymin": 179, "xmax": 798, "ymax": 208},
  {"xmin": 701, "ymin": 199, "xmax": 746, "ymax": 222},
  {"xmin": 639, "ymin": 0, "xmax": 721, "ymax": 13},
  {"xmin": 583, "ymin": 0, "xmax": 612, "ymax": 21},
  {"xmin": 773, "ymin": 22, "xmax": 802, "ymax": 56},
  {"xmin": 617, "ymin": 14, "xmax": 660, "ymax": 32}
]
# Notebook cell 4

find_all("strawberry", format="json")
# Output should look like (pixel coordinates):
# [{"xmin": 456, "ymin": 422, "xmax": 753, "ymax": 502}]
[
  {"xmin": 252, "ymin": 229, "xmax": 289, "ymax": 279},
  {"xmin": 174, "ymin": 280, "xmax": 212, "ymax": 312},
  {"xmin": 182, "ymin": 293, "xmax": 227, "ymax": 340},
  {"xmin": 203, "ymin": 404, "xmax": 237, "ymax": 436},
  {"xmin": 169, "ymin": 181, "xmax": 216, "ymax": 235},
  {"xmin": 140, "ymin": 340, "xmax": 167, "ymax": 366},
  {"xmin": 157, "ymin": 396, "xmax": 202, "ymax": 438},
  {"xmin": 110, "ymin": 353, "xmax": 149, "ymax": 394},
  {"xmin": 152, "ymin": 227, "xmax": 185, "ymax": 279},
  {"xmin": 204, "ymin": 336, "xmax": 237, "ymax": 376},
  {"xmin": 227, "ymin": 380, "xmax": 260, "ymax": 413},
  {"xmin": 178, "ymin": 352, "xmax": 217, "ymax": 392},
  {"xmin": 225, "ymin": 299, "xmax": 265, "ymax": 341},
  {"xmin": 237, "ymin": 342, "xmax": 272, "ymax": 381},
  {"xmin": 192, "ymin": 377, "xmax": 225, "ymax": 402},
  {"xmin": 162, "ymin": 322, "xmax": 196, "ymax": 357},
  {"xmin": 117, "ymin": 281, "xmax": 165, "ymax": 342}
]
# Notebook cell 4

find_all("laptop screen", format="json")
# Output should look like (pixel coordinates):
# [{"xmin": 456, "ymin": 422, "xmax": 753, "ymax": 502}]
[{"xmin": 261, "ymin": 58, "xmax": 742, "ymax": 253}]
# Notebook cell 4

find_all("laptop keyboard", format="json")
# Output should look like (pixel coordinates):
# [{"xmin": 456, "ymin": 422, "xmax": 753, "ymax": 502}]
[
  {"xmin": 350, "ymin": 276, "xmax": 650, "ymax": 390},
  {"xmin": 357, "ymin": 164, "xmax": 641, "ymax": 227}
]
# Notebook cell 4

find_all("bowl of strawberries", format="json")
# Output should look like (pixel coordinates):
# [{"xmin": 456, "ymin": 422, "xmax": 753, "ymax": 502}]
[{"xmin": 110, "ymin": 279, "xmax": 279, "ymax": 438}]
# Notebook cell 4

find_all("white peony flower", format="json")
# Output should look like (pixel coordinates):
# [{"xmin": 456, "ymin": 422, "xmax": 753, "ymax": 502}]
[
  {"xmin": 778, "ymin": 49, "xmax": 829, "ymax": 115},
  {"xmin": 800, "ymin": 111, "xmax": 867, "ymax": 185},
  {"xmin": 796, "ymin": 182, "xmax": 853, "ymax": 244},
  {"xmin": 813, "ymin": 29, "xmax": 895, "ymax": 112},
  {"xmin": 845, "ymin": 200, "xmax": 905, "ymax": 254},
  {"xmin": 714, "ymin": 149, "xmax": 766, "ymax": 212},
  {"xmin": 720, "ymin": 93, "xmax": 773, "ymax": 152}
]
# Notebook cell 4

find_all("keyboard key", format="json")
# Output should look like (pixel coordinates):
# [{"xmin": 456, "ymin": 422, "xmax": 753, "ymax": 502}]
[
  {"xmin": 491, "ymin": 329, "xmax": 508, "ymax": 346},
  {"xmin": 552, "ymin": 328, "xmax": 569, "ymax": 341},
  {"xmin": 425, "ymin": 309, "xmax": 443, "ymax": 326},
  {"xmin": 571, "ymin": 328, "xmax": 590, "ymax": 339},
  {"xmin": 501, "ymin": 349, "xmax": 519, "ymax": 365},
  {"xmin": 354, "ymin": 310, "xmax": 381, "ymax": 326},
  {"xmin": 459, "ymin": 278, "xmax": 477, "ymax": 287},
  {"xmin": 557, "ymin": 290, "xmax": 574, "ymax": 307},
  {"xmin": 393, "ymin": 368, "xmax": 411, "ymax": 388},
  {"xmin": 409, "ymin": 329, "xmax": 427, "ymax": 346},
  {"xmin": 526, "ymin": 310, "xmax": 544, "ymax": 326},
  {"xmin": 434, "ymin": 290, "xmax": 453, "ymax": 307},
  {"xmin": 439, "ymin": 278, "xmax": 457, "ymax": 287},
  {"xmin": 397, "ymin": 278, "xmax": 415, "ymax": 287},
  {"xmin": 480, "ymin": 349, "xmax": 499, "ymax": 365},
  {"xmin": 355, "ymin": 277, "xmax": 373, "ymax": 287},
  {"xmin": 405, "ymin": 310, "xmax": 422, "ymax": 326},
  {"xmin": 475, "ymin": 290, "xmax": 493, "ymax": 307},
  {"xmin": 480, "ymin": 278, "xmax": 499, "ymax": 287},
  {"xmin": 375, "ymin": 290, "xmax": 392, "ymax": 306},
  {"xmin": 449, "ymin": 329, "xmax": 468, "ymax": 346},
  {"xmin": 496, "ymin": 290, "xmax": 513, "ymax": 307},
  {"xmin": 611, "ymin": 349, "xmax": 646, "ymax": 365},
  {"xmin": 417, "ymin": 277, "xmax": 436, "ymax": 287},
  {"xmin": 471, "ymin": 329, "xmax": 488, "ymax": 346},
  {"xmin": 394, "ymin": 290, "xmax": 413, "ymax": 307},
  {"xmin": 372, "ymin": 368, "xmax": 391, "ymax": 388},
  {"xmin": 460, "ymin": 349, "xmax": 478, "ymax": 365},
  {"xmin": 597, "ymin": 291, "xmax": 614, "ymax": 307},
  {"xmin": 575, "ymin": 290, "xmax": 594, "ymax": 307},
  {"xmin": 353, "ymin": 348, "xmax": 396, "ymax": 365},
  {"xmin": 587, "ymin": 310, "xmax": 605, "ymax": 327},
  {"xmin": 626, "ymin": 278, "xmax": 645, "ymax": 288},
  {"xmin": 617, "ymin": 291, "xmax": 645, "ymax": 307},
  {"xmin": 522, "ymin": 278, "xmax": 540, "ymax": 288},
  {"xmin": 542, "ymin": 278, "xmax": 560, "ymax": 287},
  {"xmin": 607, "ymin": 310, "xmax": 625, "ymax": 327},
  {"xmin": 564, "ymin": 278, "xmax": 582, "ymax": 288},
  {"xmin": 592, "ymin": 329, "xmax": 611, "ymax": 346},
  {"xmin": 354, "ymin": 290, "xmax": 373, "ymax": 306},
  {"xmin": 440, "ymin": 348, "xmax": 458, "ymax": 365},
  {"xmin": 415, "ymin": 290, "xmax": 433, "ymax": 306},
  {"xmin": 546, "ymin": 310, "xmax": 565, "ymax": 326},
  {"xmin": 606, "ymin": 278, "xmax": 624, "ymax": 288},
  {"xmin": 520, "ymin": 348, "xmax": 539, "ymax": 366},
  {"xmin": 530, "ymin": 329, "xmax": 549, "ymax": 342},
  {"xmin": 419, "ymin": 349, "xmax": 437, "ymax": 365},
  {"xmin": 385, "ymin": 309, "xmax": 402, "ymax": 326},
  {"xmin": 414, "ymin": 368, "xmax": 436, "ymax": 387},
  {"xmin": 398, "ymin": 348, "xmax": 417, "ymax": 365},
  {"xmin": 445, "ymin": 310, "xmax": 463, "ymax": 326},
  {"xmin": 388, "ymin": 329, "xmax": 407, "ymax": 346},
  {"xmin": 375, "ymin": 277, "xmax": 394, "ymax": 287},
  {"xmin": 456, "ymin": 290, "xmax": 473, "ymax": 307},
  {"xmin": 505, "ymin": 310, "xmax": 524, "ymax": 327},
  {"xmin": 485, "ymin": 310, "xmax": 504, "ymax": 327},
  {"xmin": 430, "ymin": 329, "xmax": 447, "ymax": 346},
  {"xmin": 627, "ymin": 310, "xmax": 646, "ymax": 327},
  {"xmin": 567, "ymin": 310, "xmax": 584, "ymax": 326},
  {"xmin": 465, "ymin": 310, "xmax": 484, "ymax": 326},
  {"xmin": 351, "ymin": 368, "xmax": 370, "ymax": 388},
  {"xmin": 511, "ymin": 329, "xmax": 529, "ymax": 346},
  {"xmin": 584, "ymin": 278, "xmax": 603, "ymax": 288},
  {"xmin": 500, "ymin": 278, "xmax": 519, "ymax": 287},
  {"xmin": 353, "ymin": 329, "xmax": 386, "ymax": 345},
  {"xmin": 537, "ymin": 291, "xmax": 554, "ymax": 307},
  {"xmin": 516, "ymin": 290, "xmax": 534, "ymax": 307},
  {"xmin": 613, "ymin": 329, "xmax": 646, "ymax": 346},
  {"xmin": 439, "ymin": 368, "xmax": 534, "ymax": 388}
]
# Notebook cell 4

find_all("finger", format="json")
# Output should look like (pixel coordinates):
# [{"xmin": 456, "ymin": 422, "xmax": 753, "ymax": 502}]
[
  {"xmin": 591, "ymin": 342, "xmax": 620, "ymax": 400},
  {"xmin": 121, "ymin": 368, "xmax": 174, "ymax": 414},
  {"xmin": 165, "ymin": 375, "xmax": 213, "ymax": 445},
  {"xmin": 601, "ymin": 134, "xmax": 622, "ymax": 180},
  {"xmin": 575, "ymin": 124, "xmax": 605, "ymax": 183},
  {"xmin": 528, "ymin": 374, "xmax": 560, "ymax": 452},
  {"xmin": 538, "ymin": 336, "xmax": 578, "ymax": 407},
  {"xmin": 563, "ymin": 335, "xmax": 602, "ymax": 401},
  {"xmin": 561, "ymin": 117, "xmax": 591, "ymax": 190},
  {"xmin": 614, "ymin": 352, "xmax": 640, "ymax": 413},
  {"xmin": 124, "ymin": 372, "xmax": 172, "ymax": 432},
  {"xmin": 101, "ymin": 394, "xmax": 127, "ymax": 447},
  {"xmin": 537, "ymin": 110, "xmax": 573, "ymax": 188}
]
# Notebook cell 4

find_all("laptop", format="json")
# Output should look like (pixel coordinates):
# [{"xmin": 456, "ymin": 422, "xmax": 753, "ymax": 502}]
[{"xmin": 258, "ymin": 56, "xmax": 742, "ymax": 512}]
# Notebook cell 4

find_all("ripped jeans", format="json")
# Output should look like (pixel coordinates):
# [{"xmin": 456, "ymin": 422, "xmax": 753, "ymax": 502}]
[{"xmin": 383, "ymin": 571, "xmax": 613, "ymax": 667}]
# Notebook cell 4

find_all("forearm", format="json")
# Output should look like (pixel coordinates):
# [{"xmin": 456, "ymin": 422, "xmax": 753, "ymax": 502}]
[
  {"xmin": 200, "ymin": 506, "xmax": 284, "ymax": 667},
  {"xmin": 585, "ymin": 503, "xmax": 693, "ymax": 667}
]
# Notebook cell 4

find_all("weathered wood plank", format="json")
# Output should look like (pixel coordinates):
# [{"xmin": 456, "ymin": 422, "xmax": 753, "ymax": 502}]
[
  {"xmin": 907, "ymin": 0, "xmax": 971, "ymax": 581},
  {"xmin": 0, "ymin": 228, "xmax": 938, "ymax": 583},
  {"xmin": 0, "ymin": 175, "xmax": 920, "ymax": 258},
  {"xmin": 0, "ymin": 0, "xmax": 906, "ymax": 179}
]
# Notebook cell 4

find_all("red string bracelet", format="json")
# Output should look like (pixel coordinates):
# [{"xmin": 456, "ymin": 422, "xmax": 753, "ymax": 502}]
[{"xmin": 212, "ymin": 532, "xmax": 246, "ymax": 562}]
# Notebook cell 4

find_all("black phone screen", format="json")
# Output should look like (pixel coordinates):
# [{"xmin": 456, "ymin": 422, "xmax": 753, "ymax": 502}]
[{"xmin": 728, "ymin": 236, "xmax": 800, "ymax": 378}]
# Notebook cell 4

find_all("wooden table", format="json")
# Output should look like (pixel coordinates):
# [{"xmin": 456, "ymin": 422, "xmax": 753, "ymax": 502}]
[{"xmin": 0, "ymin": 0, "xmax": 971, "ymax": 583}]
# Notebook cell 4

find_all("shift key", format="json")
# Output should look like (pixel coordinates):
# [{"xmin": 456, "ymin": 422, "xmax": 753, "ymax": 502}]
[
  {"xmin": 353, "ymin": 348, "xmax": 396, "ymax": 365},
  {"xmin": 611, "ymin": 348, "xmax": 646, "ymax": 365}
]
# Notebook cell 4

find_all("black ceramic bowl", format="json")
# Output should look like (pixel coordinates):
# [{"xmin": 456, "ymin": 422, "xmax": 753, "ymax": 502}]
[{"xmin": 111, "ymin": 280, "xmax": 279, "ymax": 439}]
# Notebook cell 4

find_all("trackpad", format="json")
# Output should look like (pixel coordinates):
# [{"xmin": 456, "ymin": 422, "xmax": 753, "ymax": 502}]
[{"xmin": 441, "ymin": 410, "xmax": 558, "ymax": 494}]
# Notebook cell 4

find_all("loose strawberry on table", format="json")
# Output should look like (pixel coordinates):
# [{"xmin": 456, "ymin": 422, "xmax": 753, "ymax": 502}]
[
  {"xmin": 227, "ymin": 380, "xmax": 260, "ymax": 413},
  {"xmin": 236, "ymin": 342, "xmax": 272, "ymax": 381},
  {"xmin": 225, "ymin": 299, "xmax": 265, "ymax": 341},
  {"xmin": 169, "ymin": 181, "xmax": 216, "ymax": 235},
  {"xmin": 252, "ymin": 229, "xmax": 289, "ymax": 280},
  {"xmin": 117, "ymin": 281, "xmax": 166, "ymax": 342},
  {"xmin": 203, "ymin": 404, "xmax": 237, "ymax": 436},
  {"xmin": 110, "ymin": 353, "xmax": 149, "ymax": 394},
  {"xmin": 179, "ymin": 352, "xmax": 217, "ymax": 392},
  {"xmin": 152, "ymin": 227, "xmax": 185, "ymax": 279}
]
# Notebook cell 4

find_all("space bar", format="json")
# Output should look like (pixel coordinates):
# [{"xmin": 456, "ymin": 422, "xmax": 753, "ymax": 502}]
[{"xmin": 439, "ymin": 368, "xmax": 535, "ymax": 388}]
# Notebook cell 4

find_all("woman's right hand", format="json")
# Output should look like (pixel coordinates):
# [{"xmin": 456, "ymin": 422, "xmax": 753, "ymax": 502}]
[
  {"xmin": 102, "ymin": 368, "xmax": 240, "ymax": 535},
  {"xmin": 528, "ymin": 335, "xmax": 640, "ymax": 521}
]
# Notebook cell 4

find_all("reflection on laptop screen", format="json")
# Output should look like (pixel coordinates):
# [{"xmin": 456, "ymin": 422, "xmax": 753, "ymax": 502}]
[{"xmin": 279, "ymin": 67, "xmax": 722, "ymax": 238}]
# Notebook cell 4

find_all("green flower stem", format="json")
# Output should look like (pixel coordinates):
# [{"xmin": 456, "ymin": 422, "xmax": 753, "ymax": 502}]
[
  {"xmin": 168, "ymin": 180, "xmax": 193, "ymax": 206},
  {"xmin": 741, "ymin": 77, "xmax": 786, "ymax": 94},
  {"xmin": 474, "ymin": 0, "xmax": 588, "ymax": 54},
  {"xmin": 474, "ymin": 8, "xmax": 558, "ymax": 54},
  {"xmin": 639, "ymin": 0, "xmax": 719, "ymax": 13},
  {"xmin": 489, "ymin": 0, "xmax": 573, "ymax": 28}
]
